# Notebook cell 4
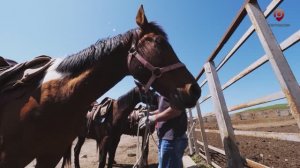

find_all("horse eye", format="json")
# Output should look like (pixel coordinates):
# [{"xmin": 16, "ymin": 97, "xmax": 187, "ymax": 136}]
[{"xmin": 144, "ymin": 37, "xmax": 154, "ymax": 42}]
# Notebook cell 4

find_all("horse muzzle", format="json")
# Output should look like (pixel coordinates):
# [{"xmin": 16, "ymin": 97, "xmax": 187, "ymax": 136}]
[{"xmin": 169, "ymin": 83, "xmax": 201, "ymax": 110}]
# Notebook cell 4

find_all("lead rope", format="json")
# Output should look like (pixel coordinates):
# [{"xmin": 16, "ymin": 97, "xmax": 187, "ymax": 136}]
[
  {"xmin": 151, "ymin": 133, "xmax": 158, "ymax": 148},
  {"xmin": 133, "ymin": 127, "xmax": 151, "ymax": 168},
  {"xmin": 133, "ymin": 91, "xmax": 152, "ymax": 168}
]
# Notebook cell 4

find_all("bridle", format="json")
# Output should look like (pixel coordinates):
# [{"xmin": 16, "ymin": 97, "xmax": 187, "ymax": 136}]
[
  {"xmin": 128, "ymin": 35, "xmax": 185, "ymax": 168},
  {"xmin": 127, "ymin": 42, "xmax": 185, "ymax": 92}
]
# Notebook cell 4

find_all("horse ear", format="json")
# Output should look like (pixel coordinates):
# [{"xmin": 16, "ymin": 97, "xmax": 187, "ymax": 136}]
[{"xmin": 136, "ymin": 5, "xmax": 149, "ymax": 29}]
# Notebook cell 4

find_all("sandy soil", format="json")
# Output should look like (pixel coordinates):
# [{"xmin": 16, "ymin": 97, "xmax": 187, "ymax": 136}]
[
  {"xmin": 195, "ymin": 119, "xmax": 300, "ymax": 168},
  {"xmin": 25, "ymin": 109, "xmax": 300, "ymax": 168},
  {"xmin": 26, "ymin": 135, "xmax": 159, "ymax": 168}
]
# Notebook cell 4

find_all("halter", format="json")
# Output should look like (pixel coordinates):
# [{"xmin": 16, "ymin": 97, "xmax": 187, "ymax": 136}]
[{"xmin": 127, "ymin": 45, "xmax": 185, "ymax": 92}]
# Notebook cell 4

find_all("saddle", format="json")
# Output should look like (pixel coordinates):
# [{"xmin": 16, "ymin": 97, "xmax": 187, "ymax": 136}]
[
  {"xmin": 0, "ymin": 56, "xmax": 17, "ymax": 67},
  {"xmin": 0, "ymin": 55, "xmax": 53, "ymax": 94},
  {"xmin": 86, "ymin": 97, "xmax": 114, "ymax": 127},
  {"xmin": 128, "ymin": 105, "xmax": 147, "ymax": 122},
  {"xmin": 126, "ymin": 106, "xmax": 155, "ymax": 135}
]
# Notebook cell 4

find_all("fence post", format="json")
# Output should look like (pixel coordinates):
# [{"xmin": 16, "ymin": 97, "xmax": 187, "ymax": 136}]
[
  {"xmin": 188, "ymin": 109, "xmax": 199, "ymax": 155},
  {"xmin": 195, "ymin": 101, "xmax": 212, "ymax": 164},
  {"xmin": 245, "ymin": 0, "xmax": 300, "ymax": 129},
  {"xmin": 204, "ymin": 61, "xmax": 244, "ymax": 168},
  {"xmin": 187, "ymin": 112, "xmax": 195, "ymax": 155}
]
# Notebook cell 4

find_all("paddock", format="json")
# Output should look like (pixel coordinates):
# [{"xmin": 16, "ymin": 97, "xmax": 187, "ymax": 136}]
[
  {"xmin": 186, "ymin": 0, "xmax": 300, "ymax": 167},
  {"xmin": 2, "ymin": 0, "xmax": 299, "ymax": 167},
  {"xmin": 26, "ymin": 135, "xmax": 159, "ymax": 168}
]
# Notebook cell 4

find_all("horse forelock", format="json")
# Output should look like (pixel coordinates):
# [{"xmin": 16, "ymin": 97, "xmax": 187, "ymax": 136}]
[{"xmin": 146, "ymin": 22, "xmax": 168, "ymax": 41}]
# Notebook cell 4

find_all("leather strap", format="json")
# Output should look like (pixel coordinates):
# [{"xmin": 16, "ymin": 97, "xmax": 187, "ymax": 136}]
[{"xmin": 128, "ymin": 47, "xmax": 185, "ymax": 92}]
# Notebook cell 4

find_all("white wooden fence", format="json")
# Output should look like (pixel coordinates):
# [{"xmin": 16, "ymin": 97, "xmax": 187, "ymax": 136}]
[{"xmin": 186, "ymin": 0, "xmax": 300, "ymax": 167}]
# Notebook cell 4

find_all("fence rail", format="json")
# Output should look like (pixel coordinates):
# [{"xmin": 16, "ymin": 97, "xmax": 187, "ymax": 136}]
[
  {"xmin": 187, "ymin": 0, "xmax": 300, "ymax": 167},
  {"xmin": 199, "ymin": 30, "xmax": 300, "ymax": 106},
  {"xmin": 196, "ymin": 140, "xmax": 270, "ymax": 168},
  {"xmin": 195, "ymin": 129, "xmax": 300, "ymax": 142}
]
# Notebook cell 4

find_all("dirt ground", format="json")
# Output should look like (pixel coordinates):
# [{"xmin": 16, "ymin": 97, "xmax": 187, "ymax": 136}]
[
  {"xmin": 25, "ymin": 109, "xmax": 300, "ymax": 168},
  {"xmin": 196, "ymin": 116, "xmax": 300, "ymax": 168},
  {"xmin": 26, "ymin": 135, "xmax": 159, "ymax": 168}
]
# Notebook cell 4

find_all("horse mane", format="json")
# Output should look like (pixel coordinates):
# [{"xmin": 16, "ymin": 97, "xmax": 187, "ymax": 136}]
[
  {"xmin": 56, "ymin": 22, "xmax": 167, "ymax": 74},
  {"xmin": 56, "ymin": 29, "xmax": 135, "ymax": 74}
]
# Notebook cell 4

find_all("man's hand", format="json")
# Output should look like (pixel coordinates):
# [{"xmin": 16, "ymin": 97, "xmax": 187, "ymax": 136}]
[
  {"xmin": 138, "ymin": 112, "xmax": 146, "ymax": 119},
  {"xmin": 138, "ymin": 115, "xmax": 156, "ymax": 129}
]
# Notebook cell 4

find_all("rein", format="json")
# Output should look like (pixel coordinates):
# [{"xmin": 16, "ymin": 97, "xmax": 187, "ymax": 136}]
[
  {"xmin": 133, "ymin": 89, "xmax": 153, "ymax": 168},
  {"xmin": 129, "ymin": 34, "xmax": 184, "ymax": 167},
  {"xmin": 127, "ymin": 44, "xmax": 185, "ymax": 92}
]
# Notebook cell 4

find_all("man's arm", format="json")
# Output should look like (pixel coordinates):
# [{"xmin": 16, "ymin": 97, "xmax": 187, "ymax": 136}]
[
  {"xmin": 149, "ymin": 110, "xmax": 159, "ymax": 115},
  {"xmin": 154, "ymin": 107, "xmax": 181, "ymax": 122},
  {"xmin": 139, "ymin": 107, "xmax": 183, "ymax": 129}
]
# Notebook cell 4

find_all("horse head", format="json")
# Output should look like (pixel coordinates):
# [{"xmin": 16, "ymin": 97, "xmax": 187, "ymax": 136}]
[{"xmin": 127, "ymin": 5, "xmax": 201, "ymax": 110}]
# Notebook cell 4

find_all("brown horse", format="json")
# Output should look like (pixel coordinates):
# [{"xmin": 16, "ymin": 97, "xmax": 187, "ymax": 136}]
[
  {"xmin": 0, "ymin": 5, "xmax": 200, "ymax": 167},
  {"xmin": 62, "ymin": 85, "xmax": 158, "ymax": 168}
]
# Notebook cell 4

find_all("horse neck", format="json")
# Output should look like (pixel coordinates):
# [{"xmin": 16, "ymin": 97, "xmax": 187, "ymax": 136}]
[
  {"xmin": 72, "ymin": 56, "xmax": 127, "ymax": 106},
  {"xmin": 58, "ymin": 31, "xmax": 138, "ymax": 105},
  {"xmin": 116, "ymin": 87, "xmax": 141, "ymax": 118}
]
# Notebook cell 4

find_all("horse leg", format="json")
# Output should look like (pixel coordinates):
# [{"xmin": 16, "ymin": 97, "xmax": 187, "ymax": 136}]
[
  {"xmin": 144, "ymin": 140, "xmax": 149, "ymax": 168},
  {"xmin": 35, "ymin": 155, "xmax": 62, "ymax": 168},
  {"xmin": 61, "ymin": 145, "xmax": 72, "ymax": 168},
  {"xmin": 107, "ymin": 135, "xmax": 121, "ymax": 168},
  {"xmin": 140, "ymin": 135, "xmax": 149, "ymax": 168},
  {"xmin": 0, "ymin": 136, "xmax": 33, "ymax": 168},
  {"xmin": 0, "ymin": 152, "xmax": 22, "ymax": 168},
  {"xmin": 98, "ymin": 136, "xmax": 110, "ymax": 168},
  {"xmin": 74, "ymin": 136, "xmax": 86, "ymax": 168},
  {"xmin": 0, "ymin": 148, "xmax": 20, "ymax": 168},
  {"xmin": 0, "ymin": 154, "xmax": 34, "ymax": 168}
]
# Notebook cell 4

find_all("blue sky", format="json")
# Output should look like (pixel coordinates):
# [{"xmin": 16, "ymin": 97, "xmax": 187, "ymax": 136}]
[{"xmin": 0, "ymin": 0, "xmax": 299, "ymax": 115}]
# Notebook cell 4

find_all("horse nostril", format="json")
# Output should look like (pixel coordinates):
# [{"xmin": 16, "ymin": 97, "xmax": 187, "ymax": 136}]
[{"xmin": 188, "ymin": 83, "xmax": 201, "ymax": 100}]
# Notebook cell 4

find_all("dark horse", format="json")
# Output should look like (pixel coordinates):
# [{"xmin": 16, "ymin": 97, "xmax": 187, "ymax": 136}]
[
  {"xmin": 0, "ymin": 5, "xmax": 200, "ymax": 167},
  {"xmin": 62, "ymin": 85, "xmax": 158, "ymax": 168}
]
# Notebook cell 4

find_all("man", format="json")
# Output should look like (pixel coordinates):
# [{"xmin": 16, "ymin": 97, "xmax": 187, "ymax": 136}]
[{"xmin": 139, "ymin": 96, "xmax": 188, "ymax": 168}]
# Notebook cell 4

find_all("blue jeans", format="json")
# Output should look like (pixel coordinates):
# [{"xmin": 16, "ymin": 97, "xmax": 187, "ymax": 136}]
[{"xmin": 158, "ymin": 137, "xmax": 188, "ymax": 168}]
